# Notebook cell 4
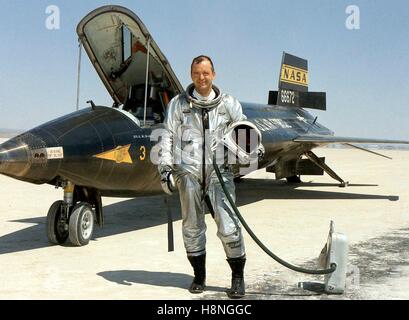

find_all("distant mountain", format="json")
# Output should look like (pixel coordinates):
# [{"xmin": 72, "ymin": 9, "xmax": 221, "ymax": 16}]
[{"xmin": 0, "ymin": 128, "xmax": 22, "ymax": 138}]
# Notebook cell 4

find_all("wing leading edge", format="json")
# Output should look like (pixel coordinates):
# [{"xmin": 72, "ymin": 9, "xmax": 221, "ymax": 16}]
[
  {"xmin": 294, "ymin": 134, "xmax": 409, "ymax": 145},
  {"xmin": 294, "ymin": 134, "xmax": 409, "ymax": 159}
]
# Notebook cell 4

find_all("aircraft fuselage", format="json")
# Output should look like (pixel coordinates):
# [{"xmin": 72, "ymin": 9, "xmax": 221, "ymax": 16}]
[{"xmin": 0, "ymin": 102, "xmax": 331, "ymax": 197}]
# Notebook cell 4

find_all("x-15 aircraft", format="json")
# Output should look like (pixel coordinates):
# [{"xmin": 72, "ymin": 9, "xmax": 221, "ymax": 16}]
[{"xmin": 0, "ymin": 5, "xmax": 407, "ymax": 247}]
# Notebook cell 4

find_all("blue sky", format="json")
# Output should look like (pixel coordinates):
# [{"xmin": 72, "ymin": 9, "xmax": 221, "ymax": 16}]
[{"xmin": 0, "ymin": 0, "xmax": 408, "ymax": 140}]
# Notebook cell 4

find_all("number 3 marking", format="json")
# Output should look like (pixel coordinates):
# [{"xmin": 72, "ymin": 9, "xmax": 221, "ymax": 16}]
[{"xmin": 139, "ymin": 145, "xmax": 146, "ymax": 161}]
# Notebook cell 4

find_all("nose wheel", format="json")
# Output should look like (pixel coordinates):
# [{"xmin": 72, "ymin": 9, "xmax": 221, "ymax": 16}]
[
  {"xmin": 69, "ymin": 202, "xmax": 95, "ymax": 246},
  {"xmin": 46, "ymin": 200, "xmax": 69, "ymax": 245},
  {"xmin": 46, "ymin": 201, "xmax": 95, "ymax": 246}
]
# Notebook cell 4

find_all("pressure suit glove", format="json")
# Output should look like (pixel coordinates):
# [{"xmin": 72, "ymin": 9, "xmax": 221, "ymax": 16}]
[
  {"xmin": 257, "ymin": 144, "xmax": 265, "ymax": 161},
  {"xmin": 159, "ymin": 166, "xmax": 175, "ymax": 195}
]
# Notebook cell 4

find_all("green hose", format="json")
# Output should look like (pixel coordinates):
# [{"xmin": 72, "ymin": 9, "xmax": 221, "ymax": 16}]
[{"xmin": 213, "ymin": 154, "xmax": 336, "ymax": 275}]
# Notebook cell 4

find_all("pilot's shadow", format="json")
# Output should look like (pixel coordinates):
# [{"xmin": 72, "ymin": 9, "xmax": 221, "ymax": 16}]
[{"xmin": 97, "ymin": 270, "xmax": 226, "ymax": 293}]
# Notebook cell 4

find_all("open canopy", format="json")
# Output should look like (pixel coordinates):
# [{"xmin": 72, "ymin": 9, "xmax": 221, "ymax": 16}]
[{"xmin": 76, "ymin": 5, "xmax": 183, "ymax": 106}]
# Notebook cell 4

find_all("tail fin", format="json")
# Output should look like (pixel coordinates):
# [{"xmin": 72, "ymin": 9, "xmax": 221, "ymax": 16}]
[
  {"xmin": 268, "ymin": 52, "xmax": 326, "ymax": 110},
  {"xmin": 279, "ymin": 52, "xmax": 309, "ymax": 92}
]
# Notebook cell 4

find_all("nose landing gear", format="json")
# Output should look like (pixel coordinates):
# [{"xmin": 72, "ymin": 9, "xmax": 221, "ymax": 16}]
[{"xmin": 46, "ymin": 181, "xmax": 96, "ymax": 246}]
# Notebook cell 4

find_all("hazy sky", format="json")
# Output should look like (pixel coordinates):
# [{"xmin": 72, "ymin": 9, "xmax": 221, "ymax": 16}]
[{"xmin": 0, "ymin": 0, "xmax": 408, "ymax": 140}]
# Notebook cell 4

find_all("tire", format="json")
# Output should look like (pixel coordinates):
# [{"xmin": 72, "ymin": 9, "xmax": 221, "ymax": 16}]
[
  {"xmin": 47, "ymin": 200, "xmax": 69, "ymax": 245},
  {"xmin": 69, "ymin": 202, "xmax": 95, "ymax": 246}
]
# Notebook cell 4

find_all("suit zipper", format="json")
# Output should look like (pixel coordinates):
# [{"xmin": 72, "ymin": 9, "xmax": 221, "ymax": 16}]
[{"xmin": 202, "ymin": 109, "xmax": 208, "ymax": 198}]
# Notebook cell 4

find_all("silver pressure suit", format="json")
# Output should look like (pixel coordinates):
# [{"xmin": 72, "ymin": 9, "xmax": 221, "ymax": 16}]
[{"xmin": 159, "ymin": 84, "xmax": 246, "ymax": 258}]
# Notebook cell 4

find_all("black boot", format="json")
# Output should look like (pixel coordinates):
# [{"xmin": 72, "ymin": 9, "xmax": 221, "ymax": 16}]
[
  {"xmin": 226, "ymin": 256, "xmax": 246, "ymax": 299},
  {"xmin": 187, "ymin": 254, "xmax": 206, "ymax": 294}
]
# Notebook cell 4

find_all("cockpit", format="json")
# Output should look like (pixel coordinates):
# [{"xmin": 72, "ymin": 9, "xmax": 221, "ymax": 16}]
[
  {"xmin": 77, "ymin": 6, "xmax": 183, "ymax": 127},
  {"xmin": 122, "ymin": 84, "xmax": 170, "ymax": 126}
]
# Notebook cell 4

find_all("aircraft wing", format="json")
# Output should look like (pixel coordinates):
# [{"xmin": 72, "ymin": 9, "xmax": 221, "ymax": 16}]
[{"xmin": 294, "ymin": 134, "xmax": 409, "ymax": 145}]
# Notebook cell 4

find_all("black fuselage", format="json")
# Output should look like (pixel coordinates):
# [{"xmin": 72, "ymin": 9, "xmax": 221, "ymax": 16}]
[{"xmin": 0, "ymin": 103, "xmax": 332, "ymax": 197}]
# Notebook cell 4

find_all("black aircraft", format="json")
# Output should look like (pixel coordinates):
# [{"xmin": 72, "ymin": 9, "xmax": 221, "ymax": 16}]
[{"xmin": 0, "ymin": 5, "xmax": 407, "ymax": 247}]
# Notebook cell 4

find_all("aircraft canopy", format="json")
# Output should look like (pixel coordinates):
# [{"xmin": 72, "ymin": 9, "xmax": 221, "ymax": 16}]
[{"xmin": 76, "ymin": 5, "xmax": 183, "ymax": 106}]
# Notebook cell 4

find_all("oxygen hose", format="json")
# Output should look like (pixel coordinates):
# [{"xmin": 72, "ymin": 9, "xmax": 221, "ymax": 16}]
[{"xmin": 212, "ymin": 154, "xmax": 336, "ymax": 275}]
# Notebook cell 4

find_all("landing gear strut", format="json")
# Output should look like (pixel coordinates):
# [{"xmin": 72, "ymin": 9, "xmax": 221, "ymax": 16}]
[{"xmin": 304, "ymin": 151, "xmax": 349, "ymax": 187}]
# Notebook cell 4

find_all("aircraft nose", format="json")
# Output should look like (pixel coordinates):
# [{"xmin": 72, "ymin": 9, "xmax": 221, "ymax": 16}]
[{"xmin": 0, "ymin": 139, "xmax": 31, "ymax": 177}]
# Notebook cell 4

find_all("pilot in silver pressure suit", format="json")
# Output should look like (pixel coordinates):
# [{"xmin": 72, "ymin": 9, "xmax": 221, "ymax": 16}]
[{"xmin": 158, "ymin": 55, "xmax": 246, "ymax": 299}]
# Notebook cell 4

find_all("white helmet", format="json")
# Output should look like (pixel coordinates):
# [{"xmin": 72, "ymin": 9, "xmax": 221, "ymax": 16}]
[{"xmin": 221, "ymin": 120, "xmax": 263, "ymax": 165}]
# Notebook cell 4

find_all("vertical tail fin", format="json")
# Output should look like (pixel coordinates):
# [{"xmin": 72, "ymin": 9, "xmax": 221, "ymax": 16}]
[
  {"xmin": 279, "ymin": 52, "xmax": 309, "ymax": 92},
  {"xmin": 268, "ymin": 52, "xmax": 326, "ymax": 110}
]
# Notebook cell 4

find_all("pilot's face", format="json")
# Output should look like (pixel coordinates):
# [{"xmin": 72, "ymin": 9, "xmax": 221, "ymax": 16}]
[{"xmin": 191, "ymin": 60, "xmax": 216, "ymax": 97}]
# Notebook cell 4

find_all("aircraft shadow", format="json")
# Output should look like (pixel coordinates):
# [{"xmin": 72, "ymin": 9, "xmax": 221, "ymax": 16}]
[
  {"xmin": 0, "ymin": 179, "xmax": 399, "ymax": 255},
  {"xmin": 97, "ymin": 270, "xmax": 226, "ymax": 293},
  {"xmin": 0, "ymin": 196, "xmax": 180, "ymax": 255},
  {"xmin": 235, "ymin": 178, "xmax": 398, "ymax": 202},
  {"xmin": 293, "ymin": 182, "xmax": 378, "ymax": 187}
]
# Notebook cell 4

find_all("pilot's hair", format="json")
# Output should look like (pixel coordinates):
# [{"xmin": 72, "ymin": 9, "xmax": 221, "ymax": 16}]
[{"xmin": 191, "ymin": 55, "xmax": 215, "ymax": 73}]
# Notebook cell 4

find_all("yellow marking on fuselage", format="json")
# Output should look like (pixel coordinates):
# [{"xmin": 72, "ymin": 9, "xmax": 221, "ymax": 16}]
[{"xmin": 93, "ymin": 144, "xmax": 133, "ymax": 164}]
